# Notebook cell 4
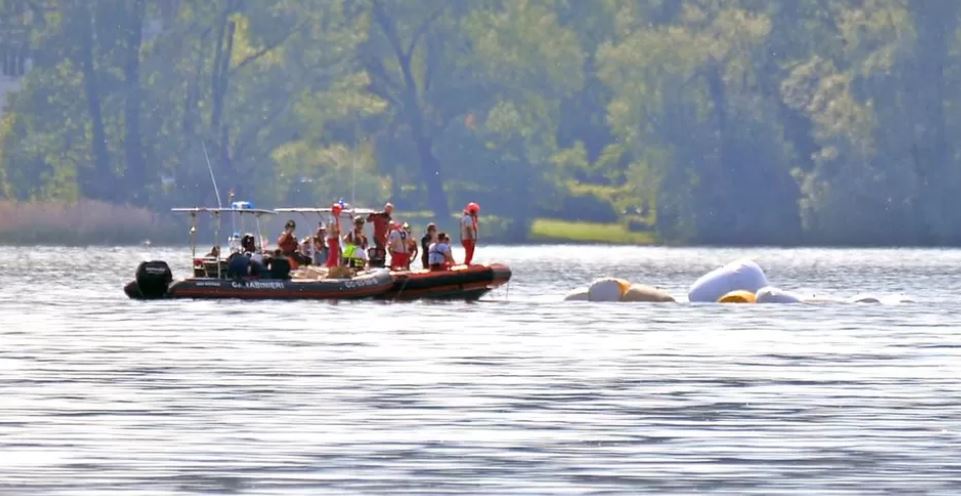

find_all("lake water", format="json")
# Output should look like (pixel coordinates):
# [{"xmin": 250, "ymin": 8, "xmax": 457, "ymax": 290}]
[{"xmin": 3, "ymin": 245, "xmax": 961, "ymax": 494}]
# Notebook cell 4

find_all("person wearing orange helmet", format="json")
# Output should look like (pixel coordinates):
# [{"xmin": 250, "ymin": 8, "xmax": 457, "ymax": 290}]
[{"xmin": 460, "ymin": 202, "xmax": 480, "ymax": 265}]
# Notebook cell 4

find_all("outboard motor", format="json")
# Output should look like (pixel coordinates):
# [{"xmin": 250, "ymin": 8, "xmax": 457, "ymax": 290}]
[{"xmin": 132, "ymin": 261, "xmax": 173, "ymax": 299}]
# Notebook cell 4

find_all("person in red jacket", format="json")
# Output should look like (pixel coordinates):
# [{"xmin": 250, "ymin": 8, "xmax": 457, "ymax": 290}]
[
  {"xmin": 460, "ymin": 202, "xmax": 479, "ymax": 265},
  {"xmin": 367, "ymin": 202, "xmax": 394, "ymax": 250},
  {"xmin": 277, "ymin": 219, "xmax": 299, "ymax": 256},
  {"xmin": 277, "ymin": 219, "xmax": 303, "ymax": 269}
]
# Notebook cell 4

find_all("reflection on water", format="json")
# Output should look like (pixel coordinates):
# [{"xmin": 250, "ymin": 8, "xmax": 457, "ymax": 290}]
[{"xmin": 2, "ymin": 246, "xmax": 961, "ymax": 494}]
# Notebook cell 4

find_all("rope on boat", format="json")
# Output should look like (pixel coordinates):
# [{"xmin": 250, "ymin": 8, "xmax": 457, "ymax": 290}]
[{"xmin": 391, "ymin": 273, "xmax": 411, "ymax": 303}]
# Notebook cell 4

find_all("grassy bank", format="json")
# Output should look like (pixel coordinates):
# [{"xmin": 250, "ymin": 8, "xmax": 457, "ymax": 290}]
[
  {"xmin": 530, "ymin": 218, "xmax": 658, "ymax": 245},
  {"xmin": 0, "ymin": 200, "xmax": 182, "ymax": 245}
]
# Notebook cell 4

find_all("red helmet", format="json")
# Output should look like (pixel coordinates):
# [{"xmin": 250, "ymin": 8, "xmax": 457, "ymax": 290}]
[
  {"xmin": 466, "ymin": 202, "xmax": 480, "ymax": 214},
  {"xmin": 331, "ymin": 202, "xmax": 343, "ymax": 216}
]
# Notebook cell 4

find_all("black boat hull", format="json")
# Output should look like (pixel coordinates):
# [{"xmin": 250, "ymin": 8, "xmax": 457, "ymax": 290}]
[{"xmin": 125, "ymin": 268, "xmax": 394, "ymax": 300}]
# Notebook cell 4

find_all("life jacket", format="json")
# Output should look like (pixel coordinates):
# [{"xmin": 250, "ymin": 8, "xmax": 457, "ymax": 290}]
[
  {"xmin": 388, "ymin": 228, "xmax": 408, "ymax": 253},
  {"xmin": 428, "ymin": 242, "xmax": 450, "ymax": 266},
  {"xmin": 345, "ymin": 231, "xmax": 368, "ymax": 250}
]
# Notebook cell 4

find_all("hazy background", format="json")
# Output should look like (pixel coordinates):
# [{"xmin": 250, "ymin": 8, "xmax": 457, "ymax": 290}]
[{"xmin": 0, "ymin": 0, "xmax": 959, "ymax": 245}]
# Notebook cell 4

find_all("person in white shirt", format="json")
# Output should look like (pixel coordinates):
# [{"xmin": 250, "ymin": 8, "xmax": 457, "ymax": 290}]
[
  {"xmin": 460, "ymin": 202, "xmax": 479, "ymax": 265},
  {"xmin": 387, "ymin": 222, "xmax": 410, "ymax": 270},
  {"xmin": 428, "ymin": 232, "xmax": 455, "ymax": 271}
]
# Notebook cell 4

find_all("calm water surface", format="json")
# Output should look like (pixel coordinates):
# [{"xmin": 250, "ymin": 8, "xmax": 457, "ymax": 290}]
[{"xmin": 2, "ymin": 245, "xmax": 961, "ymax": 494}]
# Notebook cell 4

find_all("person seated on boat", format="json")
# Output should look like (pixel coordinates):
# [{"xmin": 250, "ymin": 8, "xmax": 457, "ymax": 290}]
[
  {"xmin": 342, "ymin": 216, "xmax": 369, "ymax": 270},
  {"xmin": 241, "ymin": 233, "xmax": 256, "ymax": 254},
  {"xmin": 240, "ymin": 233, "xmax": 266, "ymax": 277},
  {"xmin": 387, "ymin": 222, "xmax": 410, "ymax": 270},
  {"xmin": 421, "ymin": 223, "xmax": 437, "ymax": 270},
  {"xmin": 312, "ymin": 223, "xmax": 329, "ymax": 266},
  {"xmin": 367, "ymin": 202, "xmax": 394, "ymax": 251},
  {"xmin": 278, "ymin": 219, "xmax": 310, "ymax": 268},
  {"xmin": 268, "ymin": 248, "xmax": 292, "ymax": 280},
  {"xmin": 299, "ymin": 236, "xmax": 314, "ymax": 266},
  {"xmin": 226, "ymin": 251, "xmax": 251, "ymax": 279},
  {"xmin": 404, "ymin": 223, "xmax": 418, "ymax": 270},
  {"xmin": 428, "ymin": 232, "xmax": 455, "ymax": 272},
  {"xmin": 278, "ymin": 219, "xmax": 298, "ymax": 255},
  {"xmin": 206, "ymin": 245, "xmax": 221, "ymax": 259}
]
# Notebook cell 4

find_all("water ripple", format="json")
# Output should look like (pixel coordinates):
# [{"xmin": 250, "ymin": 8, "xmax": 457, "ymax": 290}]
[{"xmin": 2, "ymin": 246, "xmax": 961, "ymax": 494}]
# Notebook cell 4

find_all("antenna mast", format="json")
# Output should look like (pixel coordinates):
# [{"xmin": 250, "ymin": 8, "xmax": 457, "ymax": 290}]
[{"xmin": 202, "ymin": 141, "xmax": 223, "ymax": 209}]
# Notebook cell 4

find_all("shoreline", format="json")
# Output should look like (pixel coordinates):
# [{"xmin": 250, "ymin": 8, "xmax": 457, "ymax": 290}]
[{"xmin": 4, "ymin": 201, "xmax": 960, "ymax": 248}]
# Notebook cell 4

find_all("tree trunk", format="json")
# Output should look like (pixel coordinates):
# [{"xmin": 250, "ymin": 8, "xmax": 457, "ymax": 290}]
[
  {"xmin": 702, "ymin": 61, "xmax": 732, "ymax": 242},
  {"xmin": 123, "ymin": 0, "xmax": 146, "ymax": 205},
  {"xmin": 911, "ymin": 0, "xmax": 958, "ymax": 243},
  {"xmin": 77, "ymin": 1, "xmax": 113, "ymax": 201},
  {"xmin": 372, "ymin": 1, "xmax": 449, "ymax": 220}
]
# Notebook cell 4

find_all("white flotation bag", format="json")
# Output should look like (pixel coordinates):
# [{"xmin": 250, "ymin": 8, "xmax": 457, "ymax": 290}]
[
  {"xmin": 755, "ymin": 286, "xmax": 802, "ymax": 304},
  {"xmin": 688, "ymin": 259, "xmax": 769, "ymax": 303},
  {"xmin": 621, "ymin": 284, "xmax": 676, "ymax": 303},
  {"xmin": 587, "ymin": 278, "xmax": 631, "ymax": 302},
  {"xmin": 563, "ymin": 289, "xmax": 590, "ymax": 301}
]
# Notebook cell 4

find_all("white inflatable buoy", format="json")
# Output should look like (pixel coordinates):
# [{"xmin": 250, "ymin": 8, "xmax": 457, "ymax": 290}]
[
  {"xmin": 587, "ymin": 278, "xmax": 631, "ymax": 302},
  {"xmin": 755, "ymin": 286, "xmax": 802, "ymax": 304},
  {"xmin": 621, "ymin": 284, "xmax": 676, "ymax": 303},
  {"xmin": 563, "ymin": 289, "xmax": 590, "ymax": 301},
  {"xmin": 688, "ymin": 259, "xmax": 769, "ymax": 303}
]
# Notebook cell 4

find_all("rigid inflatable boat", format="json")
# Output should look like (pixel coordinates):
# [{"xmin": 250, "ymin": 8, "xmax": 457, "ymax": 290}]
[
  {"xmin": 383, "ymin": 263, "xmax": 512, "ymax": 301},
  {"xmin": 124, "ymin": 203, "xmax": 511, "ymax": 302}
]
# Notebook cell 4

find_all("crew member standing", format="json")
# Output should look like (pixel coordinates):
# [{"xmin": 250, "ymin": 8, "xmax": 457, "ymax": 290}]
[
  {"xmin": 404, "ymin": 223, "xmax": 418, "ymax": 270},
  {"xmin": 343, "ymin": 216, "xmax": 369, "ymax": 269},
  {"xmin": 387, "ymin": 222, "xmax": 409, "ymax": 270},
  {"xmin": 313, "ymin": 223, "xmax": 329, "ymax": 266},
  {"xmin": 326, "ymin": 203, "xmax": 343, "ymax": 268},
  {"xmin": 421, "ymin": 223, "xmax": 437, "ymax": 269},
  {"xmin": 460, "ymin": 202, "xmax": 479, "ymax": 265},
  {"xmin": 367, "ymin": 202, "xmax": 394, "ymax": 250}
]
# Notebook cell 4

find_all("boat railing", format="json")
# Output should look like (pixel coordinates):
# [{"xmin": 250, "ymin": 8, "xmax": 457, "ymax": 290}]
[{"xmin": 172, "ymin": 205, "xmax": 276, "ymax": 279}]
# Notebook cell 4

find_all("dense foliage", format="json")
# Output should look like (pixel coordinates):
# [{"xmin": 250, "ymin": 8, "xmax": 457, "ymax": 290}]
[{"xmin": 2, "ymin": 0, "xmax": 960, "ymax": 245}]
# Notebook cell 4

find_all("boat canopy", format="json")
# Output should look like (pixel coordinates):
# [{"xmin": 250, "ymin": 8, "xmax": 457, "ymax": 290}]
[
  {"xmin": 172, "ymin": 205, "xmax": 275, "ymax": 267},
  {"xmin": 171, "ymin": 207, "xmax": 276, "ymax": 216},
  {"xmin": 275, "ymin": 207, "xmax": 376, "ymax": 215}
]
